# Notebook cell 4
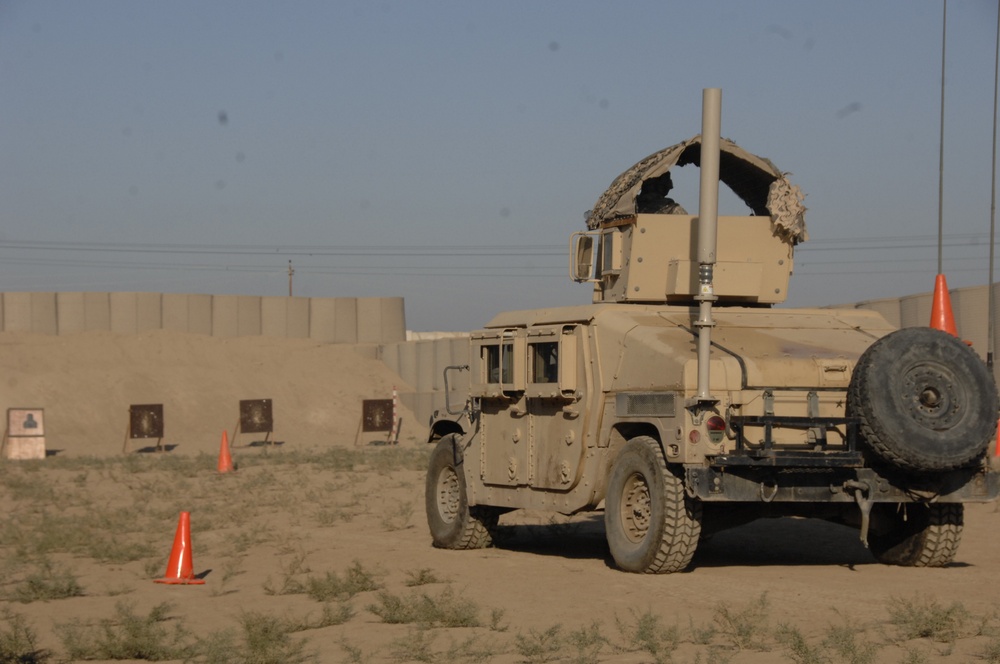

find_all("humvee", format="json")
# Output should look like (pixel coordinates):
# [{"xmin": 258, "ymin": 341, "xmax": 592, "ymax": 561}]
[{"xmin": 424, "ymin": 89, "xmax": 999, "ymax": 573}]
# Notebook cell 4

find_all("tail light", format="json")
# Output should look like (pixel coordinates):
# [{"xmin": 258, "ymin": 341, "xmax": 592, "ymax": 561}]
[{"xmin": 706, "ymin": 415, "xmax": 727, "ymax": 444}]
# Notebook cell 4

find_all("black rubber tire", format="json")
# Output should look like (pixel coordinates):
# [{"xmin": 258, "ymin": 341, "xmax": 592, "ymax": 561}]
[
  {"xmin": 848, "ymin": 327, "xmax": 998, "ymax": 472},
  {"xmin": 868, "ymin": 503, "xmax": 964, "ymax": 567},
  {"xmin": 425, "ymin": 435, "xmax": 497, "ymax": 549},
  {"xmin": 604, "ymin": 436, "xmax": 701, "ymax": 573}
]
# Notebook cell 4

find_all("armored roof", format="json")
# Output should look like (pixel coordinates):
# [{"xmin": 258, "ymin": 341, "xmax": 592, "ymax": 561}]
[{"xmin": 587, "ymin": 135, "xmax": 808, "ymax": 245}]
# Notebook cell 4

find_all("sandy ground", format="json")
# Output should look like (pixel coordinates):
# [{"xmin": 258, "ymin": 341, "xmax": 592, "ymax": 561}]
[{"xmin": 1, "ymin": 331, "xmax": 999, "ymax": 663}]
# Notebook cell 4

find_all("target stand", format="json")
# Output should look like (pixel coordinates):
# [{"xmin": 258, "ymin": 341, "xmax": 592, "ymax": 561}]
[
  {"xmin": 232, "ymin": 399, "xmax": 274, "ymax": 447},
  {"xmin": 124, "ymin": 404, "xmax": 164, "ymax": 453},
  {"xmin": 3, "ymin": 408, "xmax": 46, "ymax": 460},
  {"xmin": 355, "ymin": 398, "xmax": 401, "ymax": 446}
]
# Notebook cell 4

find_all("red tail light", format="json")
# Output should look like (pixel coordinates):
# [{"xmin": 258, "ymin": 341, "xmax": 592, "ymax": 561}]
[{"xmin": 706, "ymin": 415, "xmax": 726, "ymax": 443}]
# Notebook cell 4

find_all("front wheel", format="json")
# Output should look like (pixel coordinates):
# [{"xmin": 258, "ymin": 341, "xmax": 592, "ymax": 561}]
[
  {"xmin": 868, "ymin": 503, "xmax": 964, "ymax": 567},
  {"xmin": 604, "ymin": 436, "xmax": 701, "ymax": 573},
  {"xmin": 425, "ymin": 435, "xmax": 497, "ymax": 549}
]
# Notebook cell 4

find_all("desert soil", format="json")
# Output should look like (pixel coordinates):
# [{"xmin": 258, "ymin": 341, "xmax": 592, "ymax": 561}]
[{"xmin": 0, "ymin": 330, "xmax": 999, "ymax": 663}]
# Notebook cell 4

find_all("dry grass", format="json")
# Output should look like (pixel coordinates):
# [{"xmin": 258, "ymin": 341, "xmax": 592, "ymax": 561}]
[{"xmin": 2, "ymin": 448, "xmax": 999, "ymax": 663}]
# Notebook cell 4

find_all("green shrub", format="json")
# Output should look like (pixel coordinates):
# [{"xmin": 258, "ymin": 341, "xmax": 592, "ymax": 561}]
[
  {"xmin": 368, "ymin": 587, "xmax": 481, "ymax": 628},
  {"xmin": 11, "ymin": 559, "xmax": 84, "ymax": 603},
  {"xmin": 404, "ymin": 568, "xmax": 441, "ymax": 587},
  {"xmin": 489, "ymin": 608, "xmax": 508, "ymax": 632},
  {"xmin": 823, "ymin": 615, "xmax": 880, "ymax": 664},
  {"xmin": 262, "ymin": 550, "xmax": 311, "ymax": 596},
  {"xmin": 390, "ymin": 629, "xmax": 437, "ymax": 663},
  {"xmin": 283, "ymin": 603, "xmax": 354, "ymax": 631},
  {"xmin": 776, "ymin": 624, "xmax": 829, "ymax": 664},
  {"xmin": 305, "ymin": 561, "xmax": 381, "ymax": 602},
  {"xmin": 615, "ymin": 609, "xmax": 679, "ymax": 663},
  {"xmin": 0, "ymin": 610, "xmax": 48, "ymax": 663},
  {"xmin": 58, "ymin": 601, "xmax": 191, "ymax": 661},
  {"xmin": 714, "ymin": 592, "xmax": 770, "ymax": 651},
  {"xmin": 231, "ymin": 611, "xmax": 313, "ymax": 664},
  {"xmin": 899, "ymin": 646, "xmax": 931, "ymax": 664},
  {"xmin": 980, "ymin": 637, "xmax": 1000, "ymax": 664},
  {"xmin": 515, "ymin": 625, "xmax": 564, "ymax": 664},
  {"xmin": 888, "ymin": 595, "xmax": 971, "ymax": 642},
  {"xmin": 567, "ymin": 621, "xmax": 607, "ymax": 664},
  {"xmin": 90, "ymin": 536, "xmax": 155, "ymax": 564},
  {"xmin": 337, "ymin": 639, "xmax": 367, "ymax": 664},
  {"xmin": 688, "ymin": 616, "xmax": 716, "ymax": 645}
]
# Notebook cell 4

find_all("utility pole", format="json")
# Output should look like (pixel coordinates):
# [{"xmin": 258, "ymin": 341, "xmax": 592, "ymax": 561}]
[
  {"xmin": 988, "ymin": 0, "xmax": 999, "ymax": 370},
  {"xmin": 288, "ymin": 260, "xmax": 294, "ymax": 297}
]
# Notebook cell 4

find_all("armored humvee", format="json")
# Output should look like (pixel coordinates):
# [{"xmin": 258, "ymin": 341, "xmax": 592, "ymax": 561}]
[{"xmin": 424, "ymin": 90, "xmax": 1000, "ymax": 573}]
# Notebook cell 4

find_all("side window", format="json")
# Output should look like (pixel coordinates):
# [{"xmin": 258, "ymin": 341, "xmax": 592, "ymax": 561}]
[
  {"xmin": 484, "ymin": 343, "xmax": 513, "ymax": 384},
  {"xmin": 529, "ymin": 342, "xmax": 558, "ymax": 384}
]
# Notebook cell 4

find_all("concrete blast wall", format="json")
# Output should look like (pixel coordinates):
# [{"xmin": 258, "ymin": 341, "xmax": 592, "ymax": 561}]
[
  {"xmin": 0, "ymin": 292, "xmax": 406, "ymax": 344},
  {"xmin": 379, "ymin": 335, "xmax": 471, "ymax": 427},
  {"xmin": 845, "ymin": 282, "xmax": 1000, "ymax": 385},
  {"xmin": 16, "ymin": 284, "xmax": 1000, "ymax": 433}
]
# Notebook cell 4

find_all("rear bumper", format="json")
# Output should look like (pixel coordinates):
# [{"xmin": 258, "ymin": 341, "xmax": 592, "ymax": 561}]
[{"xmin": 686, "ymin": 465, "xmax": 999, "ymax": 504}]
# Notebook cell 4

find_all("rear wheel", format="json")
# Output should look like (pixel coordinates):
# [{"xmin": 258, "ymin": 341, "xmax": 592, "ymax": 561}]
[
  {"xmin": 425, "ymin": 435, "xmax": 497, "ymax": 549},
  {"xmin": 868, "ymin": 503, "xmax": 964, "ymax": 567},
  {"xmin": 604, "ymin": 436, "xmax": 701, "ymax": 573}
]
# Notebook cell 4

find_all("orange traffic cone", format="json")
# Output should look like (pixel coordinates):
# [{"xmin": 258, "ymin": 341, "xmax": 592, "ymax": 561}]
[
  {"xmin": 154, "ymin": 511, "xmax": 205, "ymax": 585},
  {"xmin": 930, "ymin": 273, "xmax": 959, "ymax": 337},
  {"xmin": 994, "ymin": 421, "xmax": 1000, "ymax": 457},
  {"xmin": 217, "ymin": 431, "xmax": 234, "ymax": 474}
]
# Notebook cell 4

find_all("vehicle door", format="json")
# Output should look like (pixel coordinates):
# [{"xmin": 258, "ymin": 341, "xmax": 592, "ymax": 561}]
[
  {"xmin": 525, "ymin": 324, "xmax": 589, "ymax": 490},
  {"xmin": 469, "ymin": 329, "xmax": 528, "ymax": 487}
]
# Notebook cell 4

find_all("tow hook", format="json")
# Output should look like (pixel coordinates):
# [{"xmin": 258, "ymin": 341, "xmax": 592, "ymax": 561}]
[{"xmin": 843, "ymin": 480, "xmax": 874, "ymax": 547}]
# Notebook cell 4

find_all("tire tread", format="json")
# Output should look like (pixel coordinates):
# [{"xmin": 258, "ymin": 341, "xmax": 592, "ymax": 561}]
[
  {"xmin": 871, "ymin": 503, "xmax": 963, "ymax": 567},
  {"xmin": 426, "ymin": 435, "xmax": 497, "ymax": 550},
  {"xmin": 605, "ymin": 436, "xmax": 701, "ymax": 574},
  {"xmin": 848, "ymin": 328, "xmax": 997, "ymax": 471}
]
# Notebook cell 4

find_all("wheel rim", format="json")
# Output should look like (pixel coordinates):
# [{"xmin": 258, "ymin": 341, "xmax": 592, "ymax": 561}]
[
  {"xmin": 436, "ymin": 466, "xmax": 461, "ymax": 524},
  {"xmin": 903, "ymin": 362, "xmax": 963, "ymax": 430},
  {"xmin": 620, "ymin": 471, "xmax": 651, "ymax": 543}
]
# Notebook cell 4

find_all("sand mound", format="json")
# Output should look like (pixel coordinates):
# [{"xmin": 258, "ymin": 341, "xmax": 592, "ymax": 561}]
[{"xmin": 0, "ymin": 330, "xmax": 414, "ymax": 457}]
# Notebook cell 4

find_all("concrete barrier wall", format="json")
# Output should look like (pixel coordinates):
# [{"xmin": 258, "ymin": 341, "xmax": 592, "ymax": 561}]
[
  {"xmin": 3, "ymin": 293, "xmax": 30, "ymax": 332},
  {"xmin": 0, "ymin": 292, "xmax": 406, "ymax": 344},
  {"xmin": 32, "ymin": 293, "xmax": 57, "ymax": 335},
  {"xmin": 56, "ymin": 292, "xmax": 86, "ymax": 334},
  {"xmin": 18, "ymin": 284, "xmax": 1000, "ymax": 430},
  {"xmin": 261, "ymin": 296, "xmax": 311, "ymax": 339},
  {"xmin": 850, "ymin": 282, "xmax": 1000, "ymax": 385},
  {"xmin": 379, "ymin": 334, "xmax": 471, "ymax": 428},
  {"xmin": 335, "ymin": 298, "xmax": 359, "ymax": 344}
]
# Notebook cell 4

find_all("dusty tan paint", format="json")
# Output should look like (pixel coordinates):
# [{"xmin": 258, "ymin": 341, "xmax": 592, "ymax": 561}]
[
  {"xmin": 456, "ymin": 301, "xmax": 897, "ymax": 514},
  {"xmin": 429, "ymin": 130, "xmax": 993, "ymax": 545}
]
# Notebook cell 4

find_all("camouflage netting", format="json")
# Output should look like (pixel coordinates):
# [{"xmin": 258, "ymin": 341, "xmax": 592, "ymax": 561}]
[{"xmin": 587, "ymin": 135, "xmax": 808, "ymax": 244}]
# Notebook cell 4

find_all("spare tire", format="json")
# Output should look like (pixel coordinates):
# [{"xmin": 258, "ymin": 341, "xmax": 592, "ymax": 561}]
[{"xmin": 848, "ymin": 327, "xmax": 998, "ymax": 472}]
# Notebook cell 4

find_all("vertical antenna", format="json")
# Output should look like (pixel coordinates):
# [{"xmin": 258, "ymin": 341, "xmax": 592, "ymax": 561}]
[
  {"xmin": 938, "ymin": 0, "xmax": 948, "ymax": 276},
  {"xmin": 694, "ymin": 88, "xmax": 721, "ymax": 408}
]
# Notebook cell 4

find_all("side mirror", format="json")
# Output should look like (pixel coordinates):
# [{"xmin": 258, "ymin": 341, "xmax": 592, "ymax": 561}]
[{"xmin": 570, "ymin": 233, "xmax": 598, "ymax": 282}]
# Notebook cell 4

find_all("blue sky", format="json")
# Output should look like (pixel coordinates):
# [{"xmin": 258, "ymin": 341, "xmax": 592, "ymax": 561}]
[{"xmin": 2, "ymin": 1, "xmax": 999, "ymax": 331}]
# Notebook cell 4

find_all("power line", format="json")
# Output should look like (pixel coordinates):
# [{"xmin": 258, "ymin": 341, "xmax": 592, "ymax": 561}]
[
  {"xmin": 1, "ymin": 232, "xmax": 998, "ymax": 285},
  {"xmin": 0, "ymin": 239, "xmax": 564, "ymax": 257},
  {"xmin": 0, "ymin": 231, "xmax": 995, "ymax": 257}
]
